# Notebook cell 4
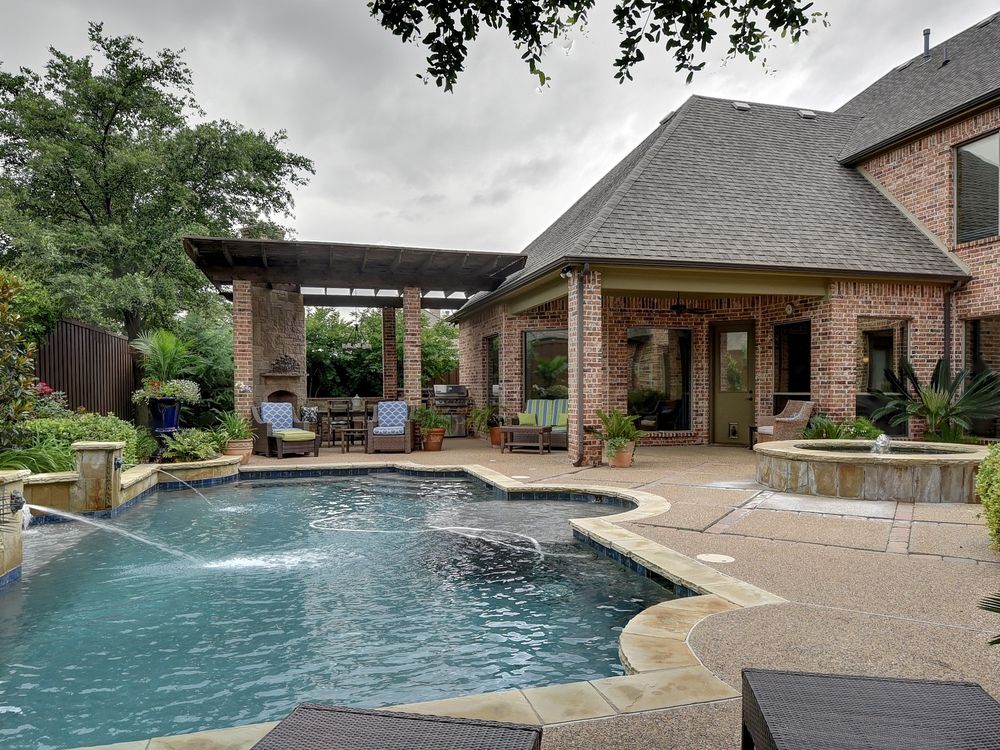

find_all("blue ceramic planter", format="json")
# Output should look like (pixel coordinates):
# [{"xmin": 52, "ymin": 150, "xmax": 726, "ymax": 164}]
[{"xmin": 149, "ymin": 397, "xmax": 180, "ymax": 434}]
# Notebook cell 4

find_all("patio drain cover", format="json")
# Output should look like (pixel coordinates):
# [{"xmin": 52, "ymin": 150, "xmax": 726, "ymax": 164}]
[{"xmin": 696, "ymin": 553, "xmax": 735, "ymax": 564}]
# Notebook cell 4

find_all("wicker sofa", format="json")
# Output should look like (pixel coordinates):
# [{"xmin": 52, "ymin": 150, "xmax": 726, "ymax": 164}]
[{"xmin": 512, "ymin": 398, "xmax": 568, "ymax": 450}]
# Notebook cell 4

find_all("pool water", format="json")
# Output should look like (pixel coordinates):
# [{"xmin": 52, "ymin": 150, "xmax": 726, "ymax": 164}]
[{"xmin": 0, "ymin": 474, "xmax": 670, "ymax": 749}]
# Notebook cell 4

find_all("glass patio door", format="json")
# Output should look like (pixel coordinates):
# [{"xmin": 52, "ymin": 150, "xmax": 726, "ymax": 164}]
[{"xmin": 711, "ymin": 322, "xmax": 755, "ymax": 444}]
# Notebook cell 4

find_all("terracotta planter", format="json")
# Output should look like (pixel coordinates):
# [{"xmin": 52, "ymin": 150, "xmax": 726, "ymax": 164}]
[
  {"xmin": 608, "ymin": 441, "xmax": 636, "ymax": 468},
  {"xmin": 489, "ymin": 426, "xmax": 502, "ymax": 447},
  {"xmin": 224, "ymin": 439, "xmax": 254, "ymax": 465},
  {"xmin": 422, "ymin": 427, "xmax": 446, "ymax": 452}
]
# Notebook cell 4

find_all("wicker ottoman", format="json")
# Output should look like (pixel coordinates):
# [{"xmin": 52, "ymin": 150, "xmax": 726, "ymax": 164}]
[{"xmin": 251, "ymin": 704, "xmax": 542, "ymax": 750}]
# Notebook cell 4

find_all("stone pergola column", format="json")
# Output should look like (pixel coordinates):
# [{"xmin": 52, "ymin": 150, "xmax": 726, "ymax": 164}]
[
  {"xmin": 568, "ymin": 269, "xmax": 606, "ymax": 465},
  {"xmin": 232, "ymin": 279, "xmax": 254, "ymax": 417},
  {"xmin": 402, "ymin": 286, "xmax": 422, "ymax": 406},
  {"xmin": 382, "ymin": 307, "xmax": 398, "ymax": 399}
]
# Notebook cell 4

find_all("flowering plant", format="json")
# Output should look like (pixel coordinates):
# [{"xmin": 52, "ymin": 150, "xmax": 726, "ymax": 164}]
[
  {"xmin": 131, "ymin": 378, "xmax": 201, "ymax": 405},
  {"xmin": 31, "ymin": 381, "xmax": 73, "ymax": 418}
]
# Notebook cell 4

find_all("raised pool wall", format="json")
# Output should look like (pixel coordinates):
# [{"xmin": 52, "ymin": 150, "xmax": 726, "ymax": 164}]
[
  {"xmin": 754, "ymin": 440, "xmax": 988, "ymax": 503},
  {"xmin": 0, "ymin": 469, "xmax": 29, "ymax": 586}
]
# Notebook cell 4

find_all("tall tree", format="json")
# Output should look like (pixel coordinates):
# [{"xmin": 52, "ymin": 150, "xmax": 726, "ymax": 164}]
[
  {"xmin": 0, "ymin": 23, "xmax": 314, "ymax": 337},
  {"xmin": 368, "ymin": 0, "xmax": 826, "ymax": 90}
]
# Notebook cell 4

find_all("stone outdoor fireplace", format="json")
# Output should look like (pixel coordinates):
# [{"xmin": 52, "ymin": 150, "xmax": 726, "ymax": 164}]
[{"xmin": 250, "ymin": 285, "xmax": 307, "ymax": 410}]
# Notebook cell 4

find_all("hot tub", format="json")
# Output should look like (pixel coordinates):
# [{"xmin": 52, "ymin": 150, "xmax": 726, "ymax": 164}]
[{"xmin": 753, "ymin": 440, "xmax": 988, "ymax": 503}]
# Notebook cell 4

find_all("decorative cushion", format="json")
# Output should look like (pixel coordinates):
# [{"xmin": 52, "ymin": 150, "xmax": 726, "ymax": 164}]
[
  {"xmin": 517, "ymin": 412, "xmax": 537, "ymax": 426},
  {"xmin": 372, "ymin": 425, "xmax": 405, "ymax": 436},
  {"xmin": 273, "ymin": 429, "xmax": 316, "ymax": 442},
  {"xmin": 300, "ymin": 406, "xmax": 319, "ymax": 423},
  {"xmin": 376, "ymin": 401, "xmax": 409, "ymax": 430},
  {"xmin": 555, "ymin": 411, "xmax": 568, "ymax": 427},
  {"xmin": 260, "ymin": 402, "xmax": 294, "ymax": 430},
  {"xmin": 523, "ymin": 398, "xmax": 569, "ymax": 427}
]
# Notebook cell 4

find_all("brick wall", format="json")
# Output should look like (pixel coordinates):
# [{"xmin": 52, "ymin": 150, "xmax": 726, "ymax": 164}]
[
  {"xmin": 458, "ymin": 278, "xmax": 948, "ymax": 451},
  {"xmin": 861, "ymin": 104, "xmax": 1000, "ymax": 359},
  {"xmin": 382, "ymin": 307, "xmax": 398, "ymax": 399},
  {"xmin": 232, "ymin": 280, "xmax": 254, "ymax": 417}
]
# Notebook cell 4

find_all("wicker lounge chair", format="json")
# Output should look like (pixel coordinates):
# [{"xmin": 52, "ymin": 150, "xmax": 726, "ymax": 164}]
[
  {"xmin": 513, "ymin": 398, "xmax": 568, "ymax": 449},
  {"xmin": 366, "ymin": 400, "xmax": 412, "ymax": 454},
  {"xmin": 756, "ymin": 400, "xmax": 815, "ymax": 442},
  {"xmin": 252, "ymin": 402, "xmax": 320, "ymax": 458}
]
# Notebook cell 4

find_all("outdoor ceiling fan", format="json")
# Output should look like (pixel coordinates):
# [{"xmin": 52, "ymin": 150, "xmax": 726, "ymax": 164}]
[{"xmin": 669, "ymin": 292, "xmax": 711, "ymax": 314}]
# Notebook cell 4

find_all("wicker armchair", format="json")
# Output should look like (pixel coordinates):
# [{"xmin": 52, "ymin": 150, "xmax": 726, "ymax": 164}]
[
  {"xmin": 757, "ymin": 400, "xmax": 816, "ymax": 442},
  {"xmin": 252, "ymin": 402, "xmax": 320, "ymax": 458},
  {"xmin": 366, "ymin": 400, "xmax": 412, "ymax": 454}
]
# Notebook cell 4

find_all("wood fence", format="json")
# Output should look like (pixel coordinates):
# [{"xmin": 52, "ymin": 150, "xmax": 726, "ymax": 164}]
[{"xmin": 34, "ymin": 320, "xmax": 136, "ymax": 420}]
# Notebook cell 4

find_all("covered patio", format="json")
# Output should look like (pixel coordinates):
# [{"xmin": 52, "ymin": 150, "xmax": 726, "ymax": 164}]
[{"xmin": 183, "ymin": 236, "xmax": 524, "ymax": 417}]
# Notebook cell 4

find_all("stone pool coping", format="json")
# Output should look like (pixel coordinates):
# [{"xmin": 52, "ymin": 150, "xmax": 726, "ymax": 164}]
[
  {"xmin": 66, "ymin": 460, "xmax": 784, "ymax": 750},
  {"xmin": 754, "ymin": 439, "xmax": 988, "ymax": 465}
]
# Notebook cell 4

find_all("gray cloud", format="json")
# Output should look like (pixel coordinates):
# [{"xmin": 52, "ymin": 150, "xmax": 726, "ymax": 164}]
[{"xmin": 2, "ymin": 0, "xmax": 996, "ymax": 254}]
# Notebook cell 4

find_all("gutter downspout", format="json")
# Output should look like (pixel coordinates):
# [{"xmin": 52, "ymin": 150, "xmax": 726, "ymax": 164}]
[
  {"xmin": 943, "ymin": 279, "xmax": 968, "ymax": 371},
  {"xmin": 572, "ymin": 263, "xmax": 590, "ymax": 467}
]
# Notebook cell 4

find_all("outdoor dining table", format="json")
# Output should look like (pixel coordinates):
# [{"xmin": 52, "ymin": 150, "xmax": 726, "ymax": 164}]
[
  {"xmin": 742, "ymin": 669, "xmax": 1000, "ymax": 749},
  {"xmin": 250, "ymin": 704, "xmax": 542, "ymax": 750}
]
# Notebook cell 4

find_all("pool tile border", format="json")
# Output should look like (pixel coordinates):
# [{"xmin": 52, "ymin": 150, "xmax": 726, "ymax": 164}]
[{"xmin": 64, "ymin": 460, "xmax": 783, "ymax": 750}]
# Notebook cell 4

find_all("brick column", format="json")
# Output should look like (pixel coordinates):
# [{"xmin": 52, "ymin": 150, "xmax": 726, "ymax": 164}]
[
  {"xmin": 382, "ymin": 307, "xmax": 398, "ymax": 399},
  {"xmin": 568, "ymin": 269, "xmax": 606, "ymax": 465},
  {"xmin": 232, "ymin": 280, "xmax": 254, "ymax": 417},
  {"xmin": 402, "ymin": 287, "xmax": 422, "ymax": 406}
]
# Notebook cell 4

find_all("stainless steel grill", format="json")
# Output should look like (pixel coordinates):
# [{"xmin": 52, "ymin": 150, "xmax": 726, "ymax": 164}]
[{"xmin": 431, "ymin": 385, "xmax": 470, "ymax": 437}]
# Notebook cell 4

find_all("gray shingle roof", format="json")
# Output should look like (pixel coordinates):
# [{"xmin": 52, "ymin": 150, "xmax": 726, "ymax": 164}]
[
  {"xmin": 467, "ymin": 95, "xmax": 964, "ymax": 313},
  {"xmin": 837, "ymin": 12, "xmax": 1000, "ymax": 163}
]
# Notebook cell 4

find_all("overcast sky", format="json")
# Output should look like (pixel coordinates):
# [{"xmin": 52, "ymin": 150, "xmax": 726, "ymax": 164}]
[{"xmin": 2, "ymin": 1, "xmax": 997, "ymax": 256}]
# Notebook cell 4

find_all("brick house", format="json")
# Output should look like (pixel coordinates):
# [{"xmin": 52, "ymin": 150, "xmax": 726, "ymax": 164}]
[{"xmin": 452, "ymin": 14, "xmax": 1000, "ymax": 465}]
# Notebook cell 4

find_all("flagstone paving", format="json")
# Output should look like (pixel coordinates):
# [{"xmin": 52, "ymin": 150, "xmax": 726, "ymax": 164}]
[{"xmin": 74, "ymin": 441, "xmax": 999, "ymax": 750}]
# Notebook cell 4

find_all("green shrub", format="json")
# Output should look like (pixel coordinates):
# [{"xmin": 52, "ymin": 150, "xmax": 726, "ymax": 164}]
[
  {"xmin": 217, "ymin": 411, "xmax": 253, "ymax": 440},
  {"xmin": 842, "ymin": 417, "xmax": 883, "ymax": 439},
  {"xmin": 24, "ymin": 413, "xmax": 142, "ymax": 466},
  {"xmin": 802, "ymin": 414, "xmax": 845, "ymax": 439},
  {"xmin": 0, "ymin": 272, "xmax": 37, "ymax": 448},
  {"xmin": 976, "ymin": 444, "xmax": 1000, "ymax": 551},
  {"xmin": 160, "ymin": 428, "xmax": 222, "ymax": 462},
  {"xmin": 413, "ymin": 407, "xmax": 450, "ymax": 430},
  {"xmin": 0, "ymin": 438, "xmax": 75, "ymax": 473},
  {"xmin": 134, "ymin": 428, "xmax": 159, "ymax": 464}
]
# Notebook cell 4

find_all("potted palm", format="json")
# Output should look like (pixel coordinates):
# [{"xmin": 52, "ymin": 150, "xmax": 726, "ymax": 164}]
[
  {"xmin": 218, "ymin": 411, "xmax": 255, "ymax": 465},
  {"xmin": 131, "ymin": 330, "xmax": 200, "ymax": 433},
  {"xmin": 414, "ymin": 407, "xmax": 450, "ymax": 451},
  {"xmin": 594, "ymin": 408, "xmax": 647, "ymax": 468}
]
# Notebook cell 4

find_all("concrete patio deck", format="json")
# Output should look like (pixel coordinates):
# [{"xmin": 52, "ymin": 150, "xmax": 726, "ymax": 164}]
[{"xmin": 79, "ymin": 440, "xmax": 999, "ymax": 750}]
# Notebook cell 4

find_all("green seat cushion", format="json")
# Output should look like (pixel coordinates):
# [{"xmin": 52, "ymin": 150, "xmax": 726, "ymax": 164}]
[
  {"xmin": 555, "ymin": 411, "xmax": 568, "ymax": 427},
  {"xmin": 273, "ymin": 429, "xmax": 316, "ymax": 442},
  {"xmin": 551, "ymin": 426, "xmax": 567, "ymax": 433},
  {"xmin": 517, "ymin": 412, "xmax": 537, "ymax": 425}
]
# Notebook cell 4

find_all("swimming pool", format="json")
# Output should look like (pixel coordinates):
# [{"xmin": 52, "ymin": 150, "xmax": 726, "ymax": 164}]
[{"xmin": 0, "ymin": 473, "xmax": 671, "ymax": 749}]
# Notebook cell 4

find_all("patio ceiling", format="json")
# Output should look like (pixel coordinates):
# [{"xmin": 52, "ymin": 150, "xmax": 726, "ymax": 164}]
[{"xmin": 183, "ymin": 236, "xmax": 526, "ymax": 307}]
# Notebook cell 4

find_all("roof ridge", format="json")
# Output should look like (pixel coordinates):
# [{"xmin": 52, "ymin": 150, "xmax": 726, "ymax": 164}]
[
  {"xmin": 687, "ymin": 93, "xmax": 842, "ymax": 116},
  {"xmin": 570, "ymin": 98, "xmax": 694, "ymax": 257}
]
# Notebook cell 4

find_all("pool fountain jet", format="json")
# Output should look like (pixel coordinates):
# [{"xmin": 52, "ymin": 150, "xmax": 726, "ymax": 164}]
[{"xmin": 871, "ymin": 434, "xmax": 892, "ymax": 454}]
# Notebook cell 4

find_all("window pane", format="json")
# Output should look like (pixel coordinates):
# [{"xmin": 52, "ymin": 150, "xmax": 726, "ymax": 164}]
[
  {"xmin": 966, "ymin": 318, "xmax": 1000, "ymax": 438},
  {"xmin": 719, "ymin": 331, "xmax": 749, "ymax": 392},
  {"xmin": 524, "ymin": 330, "xmax": 568, "ymax": 399},
  {"xmin": 627, "ymin": 328, "xmax": 692, "ymax": 431},
  {"xmin": 773, "ymin": 321, "xmax": 811, "ymax": 413},
  {"xmin": 956, "ymin": 133, "xmax": 1000, "ymax": 243},
  {"xmin": 856, "ymin": 318, "xmax": 909, "ymax": 436}
]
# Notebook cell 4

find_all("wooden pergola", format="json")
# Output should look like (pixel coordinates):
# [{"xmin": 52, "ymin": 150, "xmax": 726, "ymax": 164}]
[{"xmin": 183, "ymin": 236, "xmax": 525, "ymax": 414}]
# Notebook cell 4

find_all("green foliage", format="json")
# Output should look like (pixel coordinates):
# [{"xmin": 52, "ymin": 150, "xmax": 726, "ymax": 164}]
[
  {"xmin": 133, "ymin": 329, "xmax": 195, "ymax": 381},
  {"xmin": 306, "ymin": 308, "xmax": 458, "ymax": 396},
  {"xmin": 842, "ymin": 417, "xmax": 883, "ymax": 439},
  {"xmin": 132, "ymin": 378, "xmax": 201, "ymax": 405},
  {"xmin": 0, "ymin": 23, "xmax": 313, "ymax": 337},
  {"xmin": 217, "ymin": 411, "xmax": 253, "ymax": 440},
  {"xmin": 133, "ymin": 428, "xmax": 159, "ymax": 464},
  {"xmin": 0, "ymin": 438, "xmax": 75, "ymax": 473},
  {"xmin": 24, "ymin": 413, "xmax": 142, "ymax": 465},
  {"xmin": 10, "ymin": 276, "xmax": 60, "ymax": 342},
  {"xmin": 174, "ymin": 311, "xmax": 234, "ymax": 423},
  {"xmin": 413, "ymin": 407, "xmax": 450, "ymax": 430},
  {"xmin": 627, "ymin": 388, "xmax": 665, "ymax": 416},
  {"xmin": 802, "ymin": 414, "xmax": 845, "ymax": 439},
  {"xmin": 468, "ymin": 403, "xmax": 500, "ymax": 433},
  {"xmin": 873, "ymin": 359, "xmax": 1000, "ymax": 439},
  {"xmin": 593, "ymin": 408, "xmax": 647, "ymax": 444},
  {"xmin": 30, "ymin": 383, "xmax": 74, "ymax": 419},
  {"xmin": 979, "ymin": 592, "xmax": 1000, "ymax": 646},
  {"xmin": 368, "ymin": 0, "xmax": 826, "ymax": 90},
  {"xmin": 975, "ymin": 444, "xmax": 1000, "ymax": 552},
  {"xmin": 0, "ymin": 272, "xmax": 36, "ymax": 448},
  {"xmin": 160, "ymin": 428, "xmax": 222, "ymax": 462}
]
